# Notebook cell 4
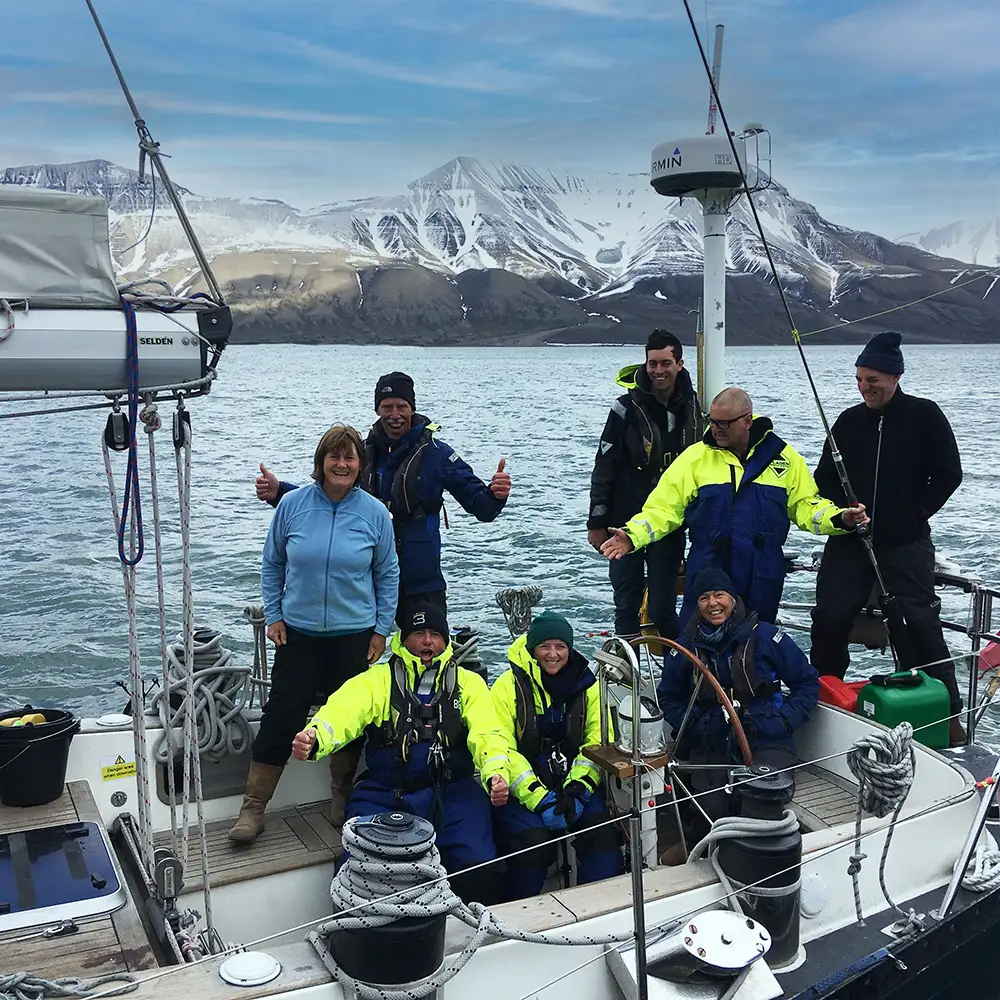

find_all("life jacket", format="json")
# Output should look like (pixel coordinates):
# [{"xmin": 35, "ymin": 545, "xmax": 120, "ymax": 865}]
[
  {"xmin": 366, "ymin": 652, "xmax": 468, "ymax": 795},
  {"xmin": 615, "ymin": 365, "xmax": 701, "ymax": 479},
  {"xmin": 689, "ymin": 612, "xmax": 781, "ymax": 711},
  {"xmin": 511, "ymin": 664, "xmax": 588, "ymax": 773},
  {"xmin": 365, "ymin": 421, "xmax": 440, "ymax": 527}
]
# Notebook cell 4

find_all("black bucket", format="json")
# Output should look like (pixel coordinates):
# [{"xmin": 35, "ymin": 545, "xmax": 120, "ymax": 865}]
[{"xmin": 0, "ymin": 705, "xmax": 81, "ymax": 807}]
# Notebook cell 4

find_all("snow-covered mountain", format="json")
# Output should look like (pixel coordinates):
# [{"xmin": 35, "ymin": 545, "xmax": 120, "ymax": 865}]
[
  {"xmin": 899, "ymin": 218, "xmax": 1000, "ymax": 268},
  {"xmin": 2, "ymin": 156, "xmax": 998, "ymax": 344}
]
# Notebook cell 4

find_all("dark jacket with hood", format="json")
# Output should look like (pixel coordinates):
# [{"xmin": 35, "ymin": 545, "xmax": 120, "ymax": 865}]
[
  {"xmin": 657, "ymin": 599, "xmax": 819, "ymax": 757},
  {"xmin": 814, "ymin": 387, "xmax": 962, "ymax": 551},
  {"xmin": 274, "ymin": 415, "xmax": 505, "ymax": 595},
  {"xmin": 588, "ymin": 364, "xmax": 703, "ymax": 531}
]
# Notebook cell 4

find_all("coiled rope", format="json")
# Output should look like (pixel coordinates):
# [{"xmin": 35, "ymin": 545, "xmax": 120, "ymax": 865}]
[
  {"xmin": 495, "ymin": 586, "xmax": 542, "ymax": 637},
  {"xmin": 959, "ymin": 836, "xmax": 1000, "ymax": 893},
  {"xmin": 845, "ymin": 722, "xmax": 921, "ymax": 932},
  {"xmin": 1, "ymin": 297, "xmax": 14, "ymax": 341},
  {"xmin": 150, "ymin": 628, "xmax": 252, "ymax": 765},
  {"xmin": 687, "ymin": 810, "xmax": 802, "ymax": 914},
  {"xmin": 0, "ymin": 973, "xmax": 137, "ymax": 1000},
  {"xmin": 243, "ymin": 604, "xmax": 269, "ymax": 709},
  {"xmin": 308, "ymin": 816, "xmax": 646, "ymax": 1000}
]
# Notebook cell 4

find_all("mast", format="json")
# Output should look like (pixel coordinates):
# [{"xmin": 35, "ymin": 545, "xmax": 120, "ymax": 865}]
[{"xmin": 651, "ymin": 24, "xmax": 742, "ymax": 406}]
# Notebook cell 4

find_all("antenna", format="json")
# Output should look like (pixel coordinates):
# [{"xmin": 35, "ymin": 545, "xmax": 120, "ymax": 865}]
[{"xmin": 706, "ymin": 25, "xmax": 724, "ymax": 135}]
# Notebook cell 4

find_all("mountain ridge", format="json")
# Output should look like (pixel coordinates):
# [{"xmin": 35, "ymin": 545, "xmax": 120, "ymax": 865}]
[{"xmin": 2, "ymin": 156, "xmax": 998, "ymax": 345}]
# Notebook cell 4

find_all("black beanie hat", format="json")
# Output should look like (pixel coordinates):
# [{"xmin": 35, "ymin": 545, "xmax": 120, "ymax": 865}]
[
  {"xmin": 691, "ymin": 567, "xmax": 737, "ymax": 600},
  {"xmin": 374, "ymin": 372, "xmax": 416, "ymax": 412},
  {"xmin": 400, "ymin": 602, "xmax": 450, "ymax": 642},
  {"xmin": 855, "ymin": 332, "xmax": 905, "ymax": 375}
]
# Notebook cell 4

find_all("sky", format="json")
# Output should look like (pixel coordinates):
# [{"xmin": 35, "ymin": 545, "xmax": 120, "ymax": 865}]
[{"xmin": 1, "ymin": 0, "xmax": 998, "ymax": 240}]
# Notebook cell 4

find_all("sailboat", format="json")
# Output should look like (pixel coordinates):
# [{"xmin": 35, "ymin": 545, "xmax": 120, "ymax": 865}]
[{"xmin": 3, "ymin": 5, "xmax": 1000, "ymax": 1000}]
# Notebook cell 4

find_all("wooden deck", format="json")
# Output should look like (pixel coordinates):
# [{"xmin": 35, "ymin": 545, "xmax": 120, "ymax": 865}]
[
  {"xmin": 154, "ymin": 801, "xmax": 343, "ymax": 892},
  {"xmin": 0, "ymin": 781, "xmax": 158, "ymax": 977},
  {"xmin": 792, "ymin": 764, "xmax": 859, "ymax": 831}
]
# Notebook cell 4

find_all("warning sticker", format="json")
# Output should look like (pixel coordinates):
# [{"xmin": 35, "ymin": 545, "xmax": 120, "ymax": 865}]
[{"xmin": 100, "ymin": 753, "xmax": 137, "ymax": 781}]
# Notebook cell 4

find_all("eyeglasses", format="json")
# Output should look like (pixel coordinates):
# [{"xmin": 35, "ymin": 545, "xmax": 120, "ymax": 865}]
[{"xmin": 709, "ymin": 411, "xmax": 752, "ymax": 430}]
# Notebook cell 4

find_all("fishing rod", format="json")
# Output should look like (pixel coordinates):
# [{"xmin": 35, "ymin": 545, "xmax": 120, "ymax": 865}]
[{"xmin": 677, "ymin": 0, "xmax": 918, "ymax": 670}]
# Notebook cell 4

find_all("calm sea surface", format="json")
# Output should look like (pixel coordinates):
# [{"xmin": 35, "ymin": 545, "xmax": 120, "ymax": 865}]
[{"xmin": 2, "ymin": 343, "xmax": 998, "ymax": 741}]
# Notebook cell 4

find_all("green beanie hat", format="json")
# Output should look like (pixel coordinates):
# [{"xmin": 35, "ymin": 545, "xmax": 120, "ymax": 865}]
[{"xmin": 526, "ymin": 611, "xmax": 574, "ymax": 653}]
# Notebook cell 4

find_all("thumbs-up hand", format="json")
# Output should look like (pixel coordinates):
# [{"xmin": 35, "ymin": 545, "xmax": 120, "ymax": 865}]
[
  {"xmin": 255, "ymin": 462, "xmax": 280, "ymax": 502},
  {"xmin": 490, "ymin": 457, "xmax": 511, "ymax": 500}
]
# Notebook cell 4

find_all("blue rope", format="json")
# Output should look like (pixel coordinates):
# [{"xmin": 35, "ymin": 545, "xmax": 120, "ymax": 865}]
[
  {"xmin": 800, "ymin": 947, "xmax": 893, "ymax": 998},
  {"xmin": 117, "ymin": 299, "xmax": 144, "ymax": 567}
]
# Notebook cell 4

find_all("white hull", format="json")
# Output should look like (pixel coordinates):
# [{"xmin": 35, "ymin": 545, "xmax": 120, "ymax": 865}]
[{"xmin": 1, "ymin": 702, "xmax": 986, "ymax": 1000}]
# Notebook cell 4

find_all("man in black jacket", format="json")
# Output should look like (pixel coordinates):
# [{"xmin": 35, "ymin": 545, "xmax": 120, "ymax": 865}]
[
  {"xmin": 810, "ymin": 331, "xmax": 965, "ymax": 743},
  {"xmin": 587, "ymin": 329, "xmax": 703, "ymax": 641}
]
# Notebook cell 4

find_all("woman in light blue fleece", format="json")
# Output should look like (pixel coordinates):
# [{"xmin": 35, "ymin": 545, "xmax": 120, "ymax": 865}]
[{"xmin": 230, "ymin": 424, "xmax": 399, "ymax": 844}]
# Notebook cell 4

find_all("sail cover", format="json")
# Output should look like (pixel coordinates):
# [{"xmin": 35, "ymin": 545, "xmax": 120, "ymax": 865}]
[{"xmin": 0, "ymin": 185, "xmax": 120, "ymax": 308}]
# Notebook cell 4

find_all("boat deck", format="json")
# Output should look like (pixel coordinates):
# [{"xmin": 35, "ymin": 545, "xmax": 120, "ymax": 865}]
[
  {"xmin": 154, "ymin": 800, "xmax": 343, "ymax": 892},
  {"xmin": 0, "ymin": 781, "xmax": 158, "ymax": 977},
  {"xmin": 791, "ymin": 763, "xmax": 859, "ymax": 830}
]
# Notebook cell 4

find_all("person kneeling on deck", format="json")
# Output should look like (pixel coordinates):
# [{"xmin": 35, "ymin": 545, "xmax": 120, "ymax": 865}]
[
  {"xmin": 490, "ymin": 612, "xmax": 623, "ymax": 900},
  {"xmin": 291, "ymin": 603, "xmax": 510, "ymax": 904},
  {"xmin": 657, "ymin": 569, "xmax": 819, "ymax": 865}
]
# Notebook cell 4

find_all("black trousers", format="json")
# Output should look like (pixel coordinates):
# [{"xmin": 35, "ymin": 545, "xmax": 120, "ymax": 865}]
[
  {"xmin": 395, "ymin": 589, "xmax": 447, "ymax": 629},
  {"xmin": 607, "ymin": 530, "xmax": 684, "ymax": 640},
  {"xmin": 252, "ymin": 626, "xmax": 374, "ymax": 766},
  {"xmin": 810, "ymin": 537, "xmax": 962, "ymax": 712}
]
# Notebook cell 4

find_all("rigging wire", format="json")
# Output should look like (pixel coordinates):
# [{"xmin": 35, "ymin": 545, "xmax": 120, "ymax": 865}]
[{"xmin": 678, "ymin": 0, "xmax": 929, "ymax": 670}]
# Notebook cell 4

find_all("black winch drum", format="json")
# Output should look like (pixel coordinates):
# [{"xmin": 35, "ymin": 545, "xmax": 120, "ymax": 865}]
[
  {"xmin": 0, "ymin": 706, "xmax": 81, "ymax": 807},
  {"xmin": 326, "ymin": 812, "xmax": 447, "ymax": 985},
  {"xmin": 718, "ymin": 766, "xmax": 802, "ymax": 967}
]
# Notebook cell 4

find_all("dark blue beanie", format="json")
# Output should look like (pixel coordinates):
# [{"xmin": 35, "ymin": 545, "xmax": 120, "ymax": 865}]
[
  {"xmin": 855, "ymin": 331, "xmax": 904, "ymax": 375},
  {"xmin": 691, "ymin": 567, "xmax": 736, "ymax": 599}
]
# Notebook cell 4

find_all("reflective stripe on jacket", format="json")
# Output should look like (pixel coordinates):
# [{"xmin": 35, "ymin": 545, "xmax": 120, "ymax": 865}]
[
  {"xmin": 309, "ymin": 633, "xmax": 509, "ymax": 791},
  {"xmin": 491, "ymin": 635, "xmax": 606, "ymax": 811}
]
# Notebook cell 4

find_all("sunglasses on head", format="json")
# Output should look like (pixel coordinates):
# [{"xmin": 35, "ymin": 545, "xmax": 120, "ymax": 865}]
[{"xmin": 709, "ymin": 411, "xmax": 751, "ymax": 430}]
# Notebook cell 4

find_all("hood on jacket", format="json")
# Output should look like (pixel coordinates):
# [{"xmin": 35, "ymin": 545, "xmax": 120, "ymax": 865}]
[
  {"xmin": 616, "ymin": 364, "xmax": 695, "ymax": 412},
  {"xmin": 389, "ymin": 630, "xmax": 455, "ymax": 687},
  {"xmin": 507, "ymin": 634, "xmax": 593, "ymax": 713}
]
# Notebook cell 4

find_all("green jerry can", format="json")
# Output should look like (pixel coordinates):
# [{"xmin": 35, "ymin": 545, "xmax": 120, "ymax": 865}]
[{"xmin": 855, "ymin": 670, "xmax": 950, "ymax": 749}]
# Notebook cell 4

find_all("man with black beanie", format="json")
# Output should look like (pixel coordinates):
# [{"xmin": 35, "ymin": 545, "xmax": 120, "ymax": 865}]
[
  {"xmin": 256, "ymin": 371, "xmax": 512, "ymax": 625},
  {"xmin": 810, "ymin": 331, "xmax": 965, "ymax": 744}
]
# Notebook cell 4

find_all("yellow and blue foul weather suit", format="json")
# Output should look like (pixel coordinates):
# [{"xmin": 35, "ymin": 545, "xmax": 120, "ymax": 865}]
[
  {"xmin": 308, "ymin": 633, "xmax": 509, "ymax": 883},
  {"xmin": 623, "ymin": 418, "xmax": 849, "ymax": 627},
  {"xmin": 490, "ymin": 635, "xmax": 622, "ymax": 900}
]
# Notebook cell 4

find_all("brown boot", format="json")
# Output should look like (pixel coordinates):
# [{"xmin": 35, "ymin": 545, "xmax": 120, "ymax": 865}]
[
  {"xmin": 950, "ymin": 718, "xmax": 968, "ymax": 748},
  {"xmin": 659, "ymin": 842, "xmax": 688, "ymax": 867},
  {"xmin": 228, "ymin": 762, "xmax": 284, "ymax": 844},
  {"xmin": 328, "ymin": 741, "xmax": 364, "ymax": 828}
]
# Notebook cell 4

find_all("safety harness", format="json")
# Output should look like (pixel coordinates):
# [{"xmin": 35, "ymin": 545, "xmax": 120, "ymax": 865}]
[
  {"xmin": 691, "ymin": 613, "xmax": 781, "ymax": 712},
  {"xmin": 511, "ymin": 664, "xmax": 589, "ymax": 794},
  {"xmin": 368, "ymin": 655, "xmax": 466, "ymax": 825}
]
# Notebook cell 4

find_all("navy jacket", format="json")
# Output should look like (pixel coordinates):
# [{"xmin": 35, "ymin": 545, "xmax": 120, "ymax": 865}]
[
  {"xmin": 657, "ymin": 607, "xmax": 819, "ymax": 757},
  {"xmin": 276, "ymin": 416, "xmax": 505, "ymax": 595}
]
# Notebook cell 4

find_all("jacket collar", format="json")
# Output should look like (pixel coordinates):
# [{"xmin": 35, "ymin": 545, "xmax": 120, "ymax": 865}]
[
  {"xmin": 507, "ymin": 634, "xmax": 593, "ymax": 710},
  {"xmin": 368, "ymin": 413, "xmax": 436, "ymax": 452},
  {"xmin": 617, "ymin": 364, "xmax": 695, "ymax": 413},
  {"xmin": 703, "ymin": 414, "xmax": 774, "ymax": 457},
  {"xmin": 390, "ymin": 631, "xmax": 455, "ymax": 686},
  {"xmin": 684, "ymin": 597, "xmax": 755, "ymax": 650}
]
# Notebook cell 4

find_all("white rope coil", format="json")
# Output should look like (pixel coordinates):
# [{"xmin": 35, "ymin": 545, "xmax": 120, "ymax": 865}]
[
  {"xmin": 308, "ymin": 816, "xmax": 641, "ymax": 1000},
  {"xmin": 0, "ymin": 972, "xmax": 137, "ymax": 1000},
  {"xmin": 150, "ymin": 629, "xmax": 252, "ymax": 764},
  {"xmin": 845, "ymin": 722, "xmax": 919, "ymax": 930}
]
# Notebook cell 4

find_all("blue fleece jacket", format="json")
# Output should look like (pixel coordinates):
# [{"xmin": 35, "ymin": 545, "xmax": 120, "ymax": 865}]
[{"xmin": 262, "ymin": 483, "xmax": 398, "ymax": 636}]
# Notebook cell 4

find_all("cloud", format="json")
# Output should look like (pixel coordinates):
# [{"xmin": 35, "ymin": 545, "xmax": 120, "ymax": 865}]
[
  {"xmin": 815, "ymin": 0, "xmax": 998, "ymax": 81},
  {"xmin": 9, "ymin": 90, "xmax": 380, "ymax": 125}
]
